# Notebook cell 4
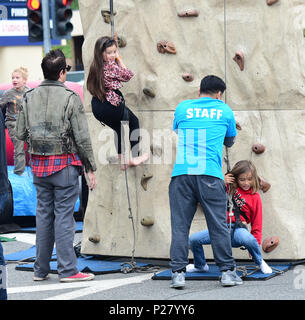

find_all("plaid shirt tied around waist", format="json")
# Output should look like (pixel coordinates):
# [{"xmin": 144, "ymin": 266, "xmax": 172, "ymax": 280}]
[{"xmin": 30, "ymin": 153, "xmax": 83, "ymax": 177}]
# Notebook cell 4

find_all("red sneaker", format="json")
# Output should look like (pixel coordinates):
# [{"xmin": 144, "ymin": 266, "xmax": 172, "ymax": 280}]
[{"xmin": 60, "ymin": 272, "xmax": 95, "ymax": 283}]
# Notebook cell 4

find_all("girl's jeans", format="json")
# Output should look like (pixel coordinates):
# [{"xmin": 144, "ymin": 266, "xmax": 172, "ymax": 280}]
[{"xmin": 189, "ymin": 224, "xmax": 263, "ymax": 267}]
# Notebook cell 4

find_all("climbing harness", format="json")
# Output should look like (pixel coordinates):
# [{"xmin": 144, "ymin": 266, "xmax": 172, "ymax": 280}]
[{"xmin": 224, "ymin": 145, "xmax": 234, "ymax": 233}]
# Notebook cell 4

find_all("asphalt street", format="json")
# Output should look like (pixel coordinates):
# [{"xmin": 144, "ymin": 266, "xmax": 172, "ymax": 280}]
[{"xmin": 1, "ymin": 230, "xmax": 305, "ymax": 308}]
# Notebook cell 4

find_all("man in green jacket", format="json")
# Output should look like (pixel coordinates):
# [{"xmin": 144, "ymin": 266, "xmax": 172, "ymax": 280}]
[{"xmin": 16, "ymin": 49, "xmax": 97, "ymax": 283}]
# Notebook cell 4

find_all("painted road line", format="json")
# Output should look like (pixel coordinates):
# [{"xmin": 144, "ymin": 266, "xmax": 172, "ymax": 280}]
[
  {"xmin": 45, "ymin": 273, "xmax": 153, "ymax": 300},
  {"xmin": 7, "ymin": 273, "xmax": 153, "ymax": 300}
]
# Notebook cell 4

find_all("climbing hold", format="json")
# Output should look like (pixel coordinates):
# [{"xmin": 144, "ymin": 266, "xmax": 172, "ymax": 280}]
[
  {"xmin": 182, "ymin": 73, "xmax": 194, "ymax": 82},
  {"xmin": 150, "ymin": 144, "xmax": 162, "ymax": 157},
  {"xmin": 141, "ymin": 172, "xmax": 153, "ymax": 191},
  {"xmin": 117, "ymin": 36, "xmax": 127, "ymax": 48},
  {"xmin": 89, "ymin": 235, "xmax": 100, "ymax": 243},
  {"xmin": 266, "ymin": 0, "xmax": 279, "ymax": 6},
  {"xmin": 233, "ymin": 51, "xmax": 244, "ymax": 71},
  {"xmin": 252, "ymin": 143, "xmax": 266, "ymax": 154},
  {"xmin": 177, "ymin": 9, "xmax": 199, "ymax": 17},
  {"xmin": 157, "ymin": 41, "xmax": 177, "ymax": 54},
  {"xmin": 141, "ymin": 216, "xmax": 154, "ymax": 227},
  {"xmin": 107, "ymin": 155, "xmax": 119, "ymax": 164},
  {"xmin": 236, "ymin": 121, "xmax": 242, "ymax": 130},
  {"xmin": 143, "ymin": 88, "xmax": 156, "ymax": 98},
  {"xmin": 262, "ymin": 236, "xmax": 279, "ymax": 253},
  {"xmin": 259, "ymin": 177, "xmax": 271, "ymax": 193},
  {"xmin": 101, "ymin": 10, "xmax": 117, "ymax": 24}
]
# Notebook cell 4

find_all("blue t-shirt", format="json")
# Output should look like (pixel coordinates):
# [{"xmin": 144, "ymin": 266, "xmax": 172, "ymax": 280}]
[{"xmin": 171, "ymin": 97, "xmax": 236, "ymax": 179}]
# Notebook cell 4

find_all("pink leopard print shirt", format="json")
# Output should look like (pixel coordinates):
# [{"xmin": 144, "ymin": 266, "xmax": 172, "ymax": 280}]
[{"xmin": 103, "ymin": 61, "xmax": 134, "ymax": 106}]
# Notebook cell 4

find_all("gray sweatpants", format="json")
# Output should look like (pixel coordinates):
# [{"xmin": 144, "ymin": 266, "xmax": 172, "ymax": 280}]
[
  {"xmin": 6, "ymin": 120, "xmax": 25, "ymax": 175},
  {"xmin": 169, "ymin": 174, "xmax": 235, "ymax": 272},
  {"xmin": 33, "ymin": 165, "xmax": 80, "ymax": 279}
]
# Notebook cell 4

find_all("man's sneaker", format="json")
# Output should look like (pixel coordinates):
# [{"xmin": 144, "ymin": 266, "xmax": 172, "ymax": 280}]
[
  {"xmin": 220, "ymin": 269, "xmax": 243, "ymax": 287},
  {"xmin": 33, "ymin": 274, "xmax": 49, "ymax": 281},
  {"xmin": 170, "ymin": 271, "xmax": 185, "ymax": 289},
  {"xmin": 60, "ymin": 272, "xmax": 95, "ymax": 283},
  {"xmin": 186, "ymin": 263, "xmax": 209, "ymax": 273}
]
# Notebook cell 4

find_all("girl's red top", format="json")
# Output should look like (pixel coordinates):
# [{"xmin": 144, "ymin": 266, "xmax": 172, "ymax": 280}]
[{"xmin": 227, "ymin": 187, "xmax": 263, "ymax": 245}]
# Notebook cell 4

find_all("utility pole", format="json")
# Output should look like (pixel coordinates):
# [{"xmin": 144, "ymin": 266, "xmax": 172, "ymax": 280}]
[{"xmin": 41, "ymin": 0, "xmax": 51, "ymax": 54}]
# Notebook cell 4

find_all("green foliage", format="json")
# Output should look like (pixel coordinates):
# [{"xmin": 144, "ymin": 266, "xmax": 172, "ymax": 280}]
[
  {"xmin": 71, "ymin": 0, "xmax": 79, "ymax": 11},
  {"xmin": 52, "ymin": 39, "xmax": 72, "ymax": 59}
]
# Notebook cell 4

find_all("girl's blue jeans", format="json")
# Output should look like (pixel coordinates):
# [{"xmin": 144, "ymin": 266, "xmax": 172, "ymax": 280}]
[{"xmin": 189, "ymin": 224, "xmax": 263, "ymax": 268}]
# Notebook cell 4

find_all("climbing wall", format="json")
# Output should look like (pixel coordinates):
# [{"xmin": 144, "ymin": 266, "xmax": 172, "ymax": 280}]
[{"xmin": 79, "ymin": 0, "xmax": 305, "ymax": 260}]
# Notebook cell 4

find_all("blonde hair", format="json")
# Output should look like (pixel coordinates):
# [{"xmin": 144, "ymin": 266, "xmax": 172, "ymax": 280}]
[
  {"xmin": 13, "ymin": 67, "xmax": 29, "ymax": 81},
  {"xmin": 229, "ymin": 160, "xmax": 260, "ymax": 194}
]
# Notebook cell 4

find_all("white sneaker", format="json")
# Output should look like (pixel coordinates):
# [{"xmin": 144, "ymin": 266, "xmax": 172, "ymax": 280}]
[
  {"xmin": 260, "ymin": 260, "xmax": 273, "ymax": 274},
  {"xmin": 186, "ymin": 263, "xmax": 209, "ymax": 273}
]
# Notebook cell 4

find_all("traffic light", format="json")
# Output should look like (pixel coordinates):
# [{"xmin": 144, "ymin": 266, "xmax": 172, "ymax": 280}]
[
  {"xmin": 27, "ymin": 0, "xmax": 43, "ymax": 42},
  {"xmin": 51, "ymin": 0, "xmax": 73, "ymax": 39}
]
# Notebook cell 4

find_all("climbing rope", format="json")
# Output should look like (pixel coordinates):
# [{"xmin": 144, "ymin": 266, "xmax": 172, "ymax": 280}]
[
  {"xmin": 119, "ymin": 123, "xmax": 160, "ymax": 274},
  {"xmin": 110, "ymin": 0, "xmax": 114, "ymax": 39},
  {"xmin": 120, "ymin": 147, "xmax": 137, "ymax": 273},
  {"xmin": 223, "ymin": 0, "xmax": 227, "ymax": 102},
  {"xmin": 223, "ymin": 0, "xmax": 235, "ymax": 233},
  {"xmin": 224, "ymin": 145, "xmax": 234, "ymax": 232}
]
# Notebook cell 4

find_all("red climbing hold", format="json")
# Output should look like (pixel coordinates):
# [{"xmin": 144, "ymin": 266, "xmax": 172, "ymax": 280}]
[
  {"xmin": 157, "ymin": 41, "xmax": 177, "ymax": 54},
  {"xmin": 259, "ymin": 177, "xmax": 271, "ymax": 193},
  {"xmin": 252, "ymin": 143, "xmax": 266, "ymax": 154},
  {"xmin": 182, "ymin": 73, "xmax": 194, "ymax": 82},
  {"xmin": 233, "ymin": 51, "xmax": 245, "ymax": 71},
  {"xmin": 177, "ymin": 9, "xmax": 199, "ymax": 17},
  {"xmin": 262, "ymin": 236, "xmax": 279, "ymax": 253},
  {"xmin": 266, "ymin": 0, "xmax": 279, "ymax": 6}
]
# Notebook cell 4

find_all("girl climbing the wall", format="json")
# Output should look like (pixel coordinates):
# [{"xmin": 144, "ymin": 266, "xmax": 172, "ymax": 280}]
[
  {"xmin": 187, "ymin": 160, "xmax": 273, "ymax": 274},
  {"xmin": 87, "ymin": 36, "xmax": 149, "ymax": 170},
  {"xmin": 0, "ymin": 67, "xmax": 29, "ymax": 176}
]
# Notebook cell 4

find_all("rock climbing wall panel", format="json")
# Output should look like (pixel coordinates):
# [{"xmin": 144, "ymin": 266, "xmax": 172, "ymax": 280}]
[{"xmin": 80, "ymin": 0, "xmax": 305, "ymax": 260}]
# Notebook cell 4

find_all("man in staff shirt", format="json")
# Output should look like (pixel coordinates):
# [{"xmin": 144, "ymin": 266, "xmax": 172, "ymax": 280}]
[{"xmin": 169, "ymin": 75, "xmax": 242, "ymax": 288}]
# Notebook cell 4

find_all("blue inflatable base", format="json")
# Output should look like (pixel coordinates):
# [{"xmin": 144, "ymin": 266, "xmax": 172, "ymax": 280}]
[
  {"xmin": 5, "ymin": 245, "xmax": 56, "ymax": 262},
  {"xmin": 8, "ymin": 166, "xmax": 80, "ymax": 217}
]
